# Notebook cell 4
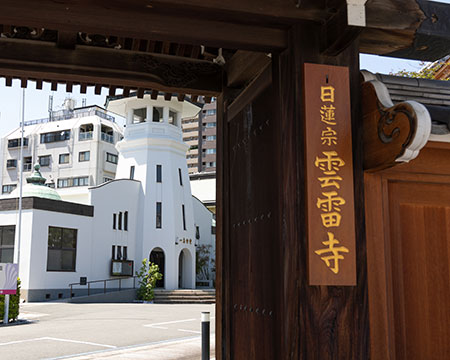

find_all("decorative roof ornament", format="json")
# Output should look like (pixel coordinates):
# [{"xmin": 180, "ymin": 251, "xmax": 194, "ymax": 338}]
[
  {"xmin": 8, "ymin": 163, "xmax": 62, "ymax": 201},
  {"xmin": 26, "ymin": 163, "xmax": 47, "ymax": 185}
]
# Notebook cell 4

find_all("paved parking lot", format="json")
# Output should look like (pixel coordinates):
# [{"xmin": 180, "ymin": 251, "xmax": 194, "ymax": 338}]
[{"xmin": 0, "ymin": 302, "xmax": 215, "ymax": 359}]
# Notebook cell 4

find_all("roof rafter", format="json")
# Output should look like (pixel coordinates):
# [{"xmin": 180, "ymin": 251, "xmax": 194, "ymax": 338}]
[{"xmin": 0, "ymin": 38, "xmax": 222, "ymax": 96}]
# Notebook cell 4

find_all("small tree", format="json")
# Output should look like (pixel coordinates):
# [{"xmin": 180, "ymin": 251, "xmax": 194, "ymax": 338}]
[
  {"xmin": 196, "ymin": 244, "xmax": 212, "ymax": 281},
  {"xmin": 393, "ymin": 60, "xmax": 450, "ymax": 80},
  {"xmin": 135, "ymin": 259, "xmax": 162, "ymax": 301},
  {"xmin": 0, "ymin": 278, "xmax": 21, "ymax": 323}
]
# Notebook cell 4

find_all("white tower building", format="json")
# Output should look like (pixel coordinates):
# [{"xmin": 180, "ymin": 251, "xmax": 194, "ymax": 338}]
[{"xmin": 108, "ymin": 94, "xmax": 201, "ymax": 289}]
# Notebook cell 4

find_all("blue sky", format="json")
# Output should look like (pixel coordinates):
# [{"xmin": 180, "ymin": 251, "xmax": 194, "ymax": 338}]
[{"xmin": 0, "ymin": 0, "xmax": 449, "ymax": 137}]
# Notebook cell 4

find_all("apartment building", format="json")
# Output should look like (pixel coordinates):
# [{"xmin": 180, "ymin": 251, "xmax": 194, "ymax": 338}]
[
  {"xmin": 1, "ymin": 100, "xmax": 123, "ymax": 197},
  {"xmin": 182, "ymin": 101, "xmax": 217, "ymax": 174}
]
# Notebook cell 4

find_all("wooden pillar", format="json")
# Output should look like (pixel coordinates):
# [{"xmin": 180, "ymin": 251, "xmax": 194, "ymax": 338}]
[
  {"xmin": 217, "ymin": 23, "xmax": 368, "ymax": 360},
  {"xmin": 272, "ymin": 24, "xmax": 369, "ymax": 358}
]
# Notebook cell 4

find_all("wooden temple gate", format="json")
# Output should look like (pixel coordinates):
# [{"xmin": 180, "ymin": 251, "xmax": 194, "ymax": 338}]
[{"xmin": 1, "ymin": 1, "xmax": 450, "ymax": 358}]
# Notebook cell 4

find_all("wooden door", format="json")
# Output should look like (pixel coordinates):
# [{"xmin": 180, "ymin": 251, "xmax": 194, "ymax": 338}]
[
  {"xmin": 223, "ymin": 69, "xmax": 280, "ymax": 359},
  {"xmin": 365, "ymin": 144, "xmax": 450, "ymax": 360}
]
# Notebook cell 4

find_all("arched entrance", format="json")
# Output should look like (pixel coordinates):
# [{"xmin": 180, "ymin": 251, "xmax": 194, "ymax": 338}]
[
  {"xmin": 178, "ymin": 248, "xmax": 193, "ymax": 289},
  {"xmin": 149, "ymin": 247, "xmax": 165, "ymax": 288}
]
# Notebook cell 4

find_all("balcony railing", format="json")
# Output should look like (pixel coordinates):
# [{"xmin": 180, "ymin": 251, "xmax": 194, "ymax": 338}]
[
  {"xmin": 101, "ymin": 132, "xmax": 114, "ymax": 144},
  {"xmin": 79, "ymin": 131, "xmax": 93, "ymax": 141}
]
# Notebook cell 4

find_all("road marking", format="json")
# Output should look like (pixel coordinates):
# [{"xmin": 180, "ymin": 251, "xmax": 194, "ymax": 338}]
[
  {"xmin": 44, "ymin": 337, "xmax": 117, "ymax": 349},
  {"xmin": 144, "ymin": 318, "xmax": 197, "ymax": 328},
  {"xmin": 45, "ymin": 335, "xmax": 201, "ymax": 360},
  {"xmin": 177, "ymin": 329, "xmax": 201, "ymax": 334},
  {"xmin": 0, "ymin": 337, "xmax": 116, "ymax": 349},
  {"xmin": 18, "ymin": 312, "xmax": 49, "ymax": 319},
  {"xmin": 0, "ymin": 337, "xmax": 45, "ymax": 346}
]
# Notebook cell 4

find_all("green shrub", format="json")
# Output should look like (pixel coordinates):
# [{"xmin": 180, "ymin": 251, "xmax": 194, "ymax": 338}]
[
  {"xmin": 0, "ymin": 278, "xmax": 21, "ymax": 323},
  {"xmin": 136, "ymin": 259, "xmax": 162, "ymax": 301}
]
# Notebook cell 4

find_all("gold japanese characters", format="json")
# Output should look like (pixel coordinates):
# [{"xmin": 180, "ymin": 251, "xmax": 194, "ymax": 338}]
[
  {"xmin": 304, "ymin": 63, "xmax": 356, "ymax": 286},
  {"xmin": 314, "ymin": 86, "xmax": 349, "ymax": 274}
]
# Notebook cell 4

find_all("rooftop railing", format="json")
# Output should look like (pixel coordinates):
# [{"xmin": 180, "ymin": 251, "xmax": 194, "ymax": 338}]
[{"xmin": 22, "ymin": 106, "xmax": 115, "ymax": 127}]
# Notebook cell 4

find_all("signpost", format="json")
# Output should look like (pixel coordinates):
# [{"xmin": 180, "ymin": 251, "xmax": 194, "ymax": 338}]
[
  {"xmin": 0, "ymin": 263, "xmax": 19, "ymax": 324},
  {"xmin": 304, "ymin": 63, "xmax": 356, "ymax": 286}
]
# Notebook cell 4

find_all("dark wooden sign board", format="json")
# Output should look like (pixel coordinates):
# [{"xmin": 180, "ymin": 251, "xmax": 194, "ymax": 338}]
[{"xmin": 303, "ymin": 63, "xmax": 356, "ymax": 286}]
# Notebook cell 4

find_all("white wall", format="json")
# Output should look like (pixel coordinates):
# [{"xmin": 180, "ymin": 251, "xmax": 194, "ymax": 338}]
[
  {"xmin": 0, "ymin": 210, "xmax": 33, "ymax": 289},
  {"xmin": 29, "ymin": 209, "xmax": 94, "ymax": 290},
  {"xmin": 192, "ymin": 196, "xmax": 216, "ymax": 281},
  {"xmin": 0, "ymin": 207, "xmax": 94, "ymax": 291},
  {"xmin": 89, "ymin": 179, "xmax": 142, "ymax": 285}
]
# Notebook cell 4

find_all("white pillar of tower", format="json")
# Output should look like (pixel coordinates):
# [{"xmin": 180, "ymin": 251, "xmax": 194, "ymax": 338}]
[
  {"xmin": 163, "ymin": 106, "xmax": 169, "ymax": 123},
  {"xmin": 126, "ymin": 108, "xmax": 134, "ymax": 125},
  {"xmin": 110, "ymin": 96, "xmax": 201, "ymax": 290}
]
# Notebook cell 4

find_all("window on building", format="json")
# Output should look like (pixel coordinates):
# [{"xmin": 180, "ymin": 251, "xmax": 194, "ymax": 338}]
[
  {"xmin": 156, "ymin": 202, "xmax": 162, "ymax": 229},
  {"xmin": 101, "ymin": 125, "xmax": 114, "ymax": 144},
  {"xmin": 130, "ymin": 166, "xmax": 135, "ymax": 180},
  {"xmin": 39, "ymin": 155, "xmax": 51, "ymax": 167},
  {"xmin": 0, "ymin": 225, "xmax": 15, "ymax": 263},
  {"xmin": 6, "ymin": 159, "xmax": 17, "ymax": 168},
  {"xmin": 208, "ymin": 162, "xmax": 216, "ymax": 167},
  {"xmin": 206, "ymin": 122, "xmax": 216, "ymax": 127},
  {"xmin": 168, "ymin": 110, "xmax": 177, "ymax": 125},
  {"xmin": 205, "ymin": 149, "xmax": 216, "ymax": 154},
  {"xmin": 203, "ymin": 109, "xmax": 216, "ymax": 116},
  {"xmin": 47, "ymin": 226, "xmax": 77, "ymax": 272},
  {"xmin": 113, "ymin": 213, "xmax": 116, "ymax": 229},
  {"xmin": 123, "ymin": 246, "xmax": 128, "ymax": 260},
  {"xmin": 153, "ymin": 107, "xmax": 163, "ymax": 122},
  {"xmin": 182, "ymin": 204, "xmax": 186, "ymax": 231},
  {"xmin": 59, "ymin": 153, "xmax": 70, "ymax": 164},
  {"xmin": 8, "ymin": 138, "xmax": 28, "ymax": 148},
  {"xmin": 106, "ymin": 152, "xmax": 118, "ymax": 164},
  {"xmin": 57, "ymin": 176, "xmax": 89, "ymax": 188},
  {"xmin": 78, "ymin": 151, "xmax": 90, "ymax": 162},
  {"xmin": 178, "ymin": 168, "xmax": 183, "ymax": 186},
  {"xmin": 40, "ymin": 130, "xmax": 71, "ymax": 144},
  {"xmin": 117, "ymin": 246, "xmax": 122, "ymax": 260},
  {"xmin": 133, "ymin": 108, "xmax": 147, "ymax": 123},
  {"xmin": 156, "ymin": 165, "xmax": 162, "ymax": 183},
  {"xmin": 206, "ymin": 135, "xmax": 216, "ymax": 141},
  {"xmin": 79, "ymin": 123, "xmax": 94, "ymax": 141},
  {"xmin": 23, "ymin": 156, "xmax": 32, "ymax": 171},
  {"xmin": 112, "ymin": 245, "xmax": 116, "ymax": 259},
  {"xmin": 103, "ymin": 177, "xmax": 113, "ymax": 183},
  {"xmin": 195, "ymin": 225, "xmax": 200, "ymax": 240},
  {"xmin": 118, "ymin": 212, "xmax": 122, "ymax": 230},
  {"xmin": 2, "ymin": 184, "xmax": 17, "ymax": 194},
  {"xmin": 124, "ymin": 211, "xmax": 128, "ymax": 231}
]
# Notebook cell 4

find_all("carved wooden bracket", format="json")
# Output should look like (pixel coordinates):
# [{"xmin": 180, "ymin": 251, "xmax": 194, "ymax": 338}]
[{"xmin": 361, "ymin": 71, "xmax": 431, "ymax": 171}]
